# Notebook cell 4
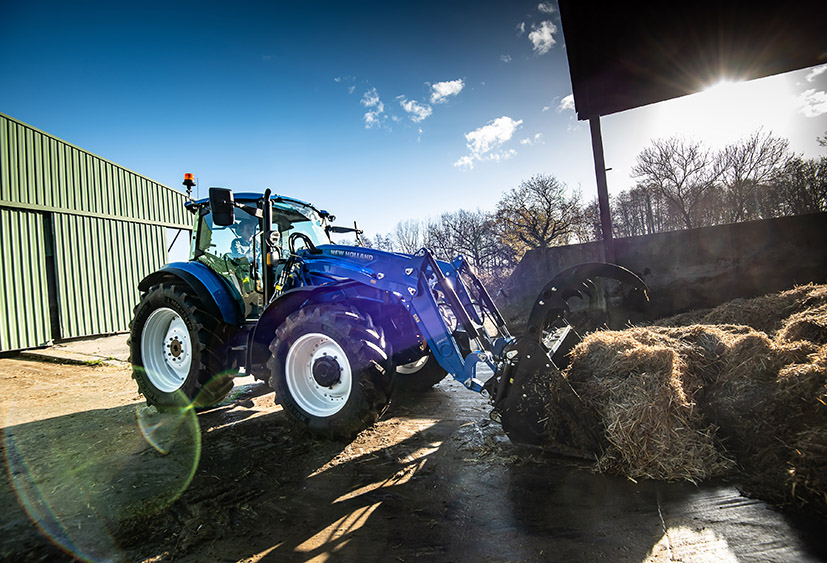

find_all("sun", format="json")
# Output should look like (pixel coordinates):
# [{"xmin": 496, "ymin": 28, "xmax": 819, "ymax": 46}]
[
  {"xmin": 700, "ymin": 79, "xmax": 743, "ymax": 103},
  {"xmin": 645, "ymin": 74, "xmax": 798, "ymax": 148}
]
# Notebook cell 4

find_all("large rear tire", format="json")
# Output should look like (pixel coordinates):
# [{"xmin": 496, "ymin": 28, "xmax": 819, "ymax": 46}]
[
  {"xmin": 268, "ymin": 303, "xmax": 393, "ymax": 439},
  {"xmin": 129, "ymin": 283, "xmax": 234, "ymax": 409}
]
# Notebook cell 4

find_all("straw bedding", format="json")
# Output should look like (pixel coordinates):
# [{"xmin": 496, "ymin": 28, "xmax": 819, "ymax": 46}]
[{"xmin": 545, "ymin": 284, "xmax": 827, "ymax": 515}]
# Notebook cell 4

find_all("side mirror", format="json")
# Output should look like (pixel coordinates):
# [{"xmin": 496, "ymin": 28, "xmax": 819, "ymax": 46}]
[{"xmin": 209, "ymin": 187, "xmax": 235, "ymax": 226}]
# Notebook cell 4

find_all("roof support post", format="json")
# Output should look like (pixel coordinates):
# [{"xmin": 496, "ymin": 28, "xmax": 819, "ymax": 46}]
[{"xmin": 589, "ymin": 116, "xmax": 615, "ymax": 262}]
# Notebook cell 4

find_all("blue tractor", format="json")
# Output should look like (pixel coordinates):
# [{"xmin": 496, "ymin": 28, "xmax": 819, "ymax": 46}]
[{"xmin": 129, "ymin": 180, "xmax": 647, "ymax": 448}]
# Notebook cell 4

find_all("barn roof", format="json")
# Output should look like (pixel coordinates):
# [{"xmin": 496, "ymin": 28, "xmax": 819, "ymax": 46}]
[{"xmin": 558, "ymin": 1, "xmax": 827, "ymax": 120}]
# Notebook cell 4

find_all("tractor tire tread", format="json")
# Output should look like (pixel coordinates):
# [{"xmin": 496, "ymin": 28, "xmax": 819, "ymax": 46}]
[
  {"xmin": 267, "ymin": 303, "xmax": 392, "ymax": 440},
  {"xmin": 129, "ymin": 282, "xmax": 234, "ymax": 409}
]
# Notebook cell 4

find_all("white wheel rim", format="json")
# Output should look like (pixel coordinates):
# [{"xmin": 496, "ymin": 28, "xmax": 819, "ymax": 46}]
[
  {"xmin": 285, "ymin": 333, "xmax": 352, "ymax": 417},
  {"xmin": 141, "ymin": 307, "xmax": 192, "ymax": 393},
  {"xmin": 396, "ymin": 354, "xmax": 429, "ymax": 375}
]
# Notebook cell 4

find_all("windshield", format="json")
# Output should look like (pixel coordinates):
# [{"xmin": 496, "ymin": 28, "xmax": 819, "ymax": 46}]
[
  {"xmin": 193, "ymin": 200, "xmax": 330, "ymax": 258},
  {"xmin": 271, "ymin": 200, "xmax": 330, "ymax": 255}
]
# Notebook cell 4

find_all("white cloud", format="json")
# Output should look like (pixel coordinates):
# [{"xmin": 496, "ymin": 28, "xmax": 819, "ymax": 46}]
[
  {"xmin": 361, "ymin": 87, "xmax": 385, "ymax": 128},
  {"xmin": 489, "ymin": 149, "xmax": 517, "ymax": 163},
  {"xmin": 537, "ymin": 2, "xmax": 555, "ymax": 13},
  {"xmin": 361, "ymin": 88, "xmax": 381, "ymax": 108},
  {"xmin": 454, "ymin": 155, "xmax": 474, "ymax": 169},
  {"xmin": 520, "ymin": 133, "xmax": 543, "ymax": 145},
  {"xmin": 806, "ymin": 64, "xmax": 827, "ymax": 82},
  {"xmin": 798, "ymin": 88, "xmax": 827, "ymax": 117},
  {"xmin": 500, "ymin": 54, "xmax": 512, "ymax": 63},
  {"xmin": 399, "ymin": 97, "xmax": 433, "ymax": 122},
  {"xmin": 430, "ymin": 79, "xmax": 465, "ymax": 104},
  {"xmin": 558, "ymin": 94, "xmax": 575, "ymax": 112},
  {"xmin": 454, "ymin": 116, "xmax": 523, "ymax": 170},
  {"xmin": 529, "ymin": 21, "xmax": 557, "ymax": 55},
  {"xmin": 515, "ymin": 22, "xmax": 526, "ymax": 36}
]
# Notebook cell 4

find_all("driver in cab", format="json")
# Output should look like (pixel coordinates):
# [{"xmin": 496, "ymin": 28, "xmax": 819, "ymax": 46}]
[{"xmin": 230, "ymin": 216, "xmax": 258, "ymax": 262}]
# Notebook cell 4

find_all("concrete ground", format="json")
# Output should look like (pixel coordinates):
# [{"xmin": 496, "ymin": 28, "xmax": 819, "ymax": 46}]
[
  {"xmin": 3, "ymin": 335, "xmax": 826, "ymax": 562},
  {"xmin": 20, "ymin": 333, "xmax": 132, "ymax": 364}
]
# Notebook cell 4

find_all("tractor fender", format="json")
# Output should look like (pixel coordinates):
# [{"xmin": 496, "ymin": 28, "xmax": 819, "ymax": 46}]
[
  {"xmin": 248, "ymin": 281, "xmax": 399, "ymax": 371},
  {"xmin": 138, "ymin": 261, "xmax": 244, "ymax": 326}
]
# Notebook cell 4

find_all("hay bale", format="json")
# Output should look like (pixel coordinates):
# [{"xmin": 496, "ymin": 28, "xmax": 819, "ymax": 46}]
[
  {"xmin": 777, "ymin": 304, "xmax": 827, "ymax": 345},
  {"xmin": 657, "ymin": 283, "xmax": 827, "ymax": 334},
  {"xmin": 565, "ymin": 329, "xmax": 734, "ymax": 482},
  {"xmin": 540, "ymin": 284, "xmax": 827, "ymax": 516},
  {"xmin": 770, "ymin": 345, "xmax": 827, "ymax": 511}
]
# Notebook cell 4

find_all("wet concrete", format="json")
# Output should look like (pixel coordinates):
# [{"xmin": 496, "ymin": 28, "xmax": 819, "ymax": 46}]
[
  {"xmin": 151, "ymin": 379, "xmax": 826, "ymax": 562},
  {"xmin": 3, "ymin": 341, "xmax": 826, "ymax": 562}
]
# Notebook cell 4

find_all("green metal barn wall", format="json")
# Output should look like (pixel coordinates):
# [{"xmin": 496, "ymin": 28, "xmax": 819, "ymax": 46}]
[
  {"xmin": 52, "ymin": 214, "xmax": 167, "ymax": 339},
  {"xmin": 0, "ymin": 207, "xmax": 50, "ymax": 351},
  {"xmin": 0, "ymin": 112, "xmax": 191, "ymax": 351}
]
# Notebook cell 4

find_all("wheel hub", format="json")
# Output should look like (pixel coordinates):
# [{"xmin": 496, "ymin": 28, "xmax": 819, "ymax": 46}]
[
  {"xmin": 165, "ymin": 328, "xmax": 188, "ymax": 367},
  {"xmin": 284, "ymin": 332, "xmax": 353, "ymax": 417},
  {"xmin": 169, "ymin": 338, "xmax": 183, "ymax": 358},
  {"xmin": 312, "ymin": 355, "xmax": 342, "ymax": 387},
  {"xmin": 141, "ymin": 307, "xmax": 192, "ymax": 393}
]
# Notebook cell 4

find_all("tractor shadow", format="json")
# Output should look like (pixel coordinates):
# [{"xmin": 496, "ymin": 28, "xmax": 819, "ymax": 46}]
[{"xmin": 4, "ymin": 377, "xmax": 826, "ymax": 562}]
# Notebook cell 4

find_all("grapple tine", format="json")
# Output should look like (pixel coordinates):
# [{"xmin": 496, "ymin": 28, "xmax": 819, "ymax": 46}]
[{"xmin": 580, "ymin": 278, "xmax": 597, "ymax": 298}]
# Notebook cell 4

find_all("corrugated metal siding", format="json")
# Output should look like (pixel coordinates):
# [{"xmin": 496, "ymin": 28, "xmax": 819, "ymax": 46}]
[
  {"xmin": 0, "ymin": 207, "xmax": 51, "ymax": 350},
  {"xmin": 51, "ymin": 209, "xmax": 168, "ymax": 339},
  {"xmin": 0, "ymin": 112, "xmax": 194, "ymax": 350},
  {"xmin": 0, "ymin": 112, "xmax": 190, "ymax": 228}
]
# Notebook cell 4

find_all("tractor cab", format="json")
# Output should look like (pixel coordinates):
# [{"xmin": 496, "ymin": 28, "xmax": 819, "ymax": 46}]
[{"xmin": 186, "ymin": 189, "xmax": 332, "ymax": 319}]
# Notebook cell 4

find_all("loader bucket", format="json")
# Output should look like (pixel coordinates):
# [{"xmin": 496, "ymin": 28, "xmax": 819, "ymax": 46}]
[{"xmin": 493, "ymin": 263, "xmax": 648, "ymax": 455}]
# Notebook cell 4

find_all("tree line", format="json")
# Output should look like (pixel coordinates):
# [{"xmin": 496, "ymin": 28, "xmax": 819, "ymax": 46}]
[
  {"xmin": 612, "ymin": 130, "xmax": 827, "ymax": 236},
  {"xmin": 352, "ymin": 130, "xmax": 826, "ymax": 289}
]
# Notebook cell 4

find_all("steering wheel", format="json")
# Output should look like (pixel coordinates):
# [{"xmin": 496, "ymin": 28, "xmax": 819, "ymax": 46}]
[{"xmin": 288, "ymin": 232, "xmax": 317, "ymax": 254}]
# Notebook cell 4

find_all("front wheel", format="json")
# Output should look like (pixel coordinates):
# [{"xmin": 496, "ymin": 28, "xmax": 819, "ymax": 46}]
[
  {"xmin": 129, "ymin": 283, "xmax": 234, "ymax": 409},
  {"xmin": 394, "ymin": 351, "xmax": 448, "ymax": 391},
  {"xmin": 268, "ymin": 304, "xmax": 393, "ymax": 439}
]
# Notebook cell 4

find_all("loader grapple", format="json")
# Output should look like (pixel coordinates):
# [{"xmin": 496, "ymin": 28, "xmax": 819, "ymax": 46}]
[{"xmin": 487, "ymin": 263, "xmax": 649, "ymax": 452}]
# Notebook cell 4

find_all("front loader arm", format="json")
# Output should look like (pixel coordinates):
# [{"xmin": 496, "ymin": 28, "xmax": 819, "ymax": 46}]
[{"xmin": 295, "ymin": 246, "xmax": 511, "ymax": 391}]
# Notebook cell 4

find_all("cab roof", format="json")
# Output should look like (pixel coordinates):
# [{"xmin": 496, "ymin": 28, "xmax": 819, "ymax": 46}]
[{"xmin": 185, "ymin": 191, "xmax": 324, "ymax": 215}]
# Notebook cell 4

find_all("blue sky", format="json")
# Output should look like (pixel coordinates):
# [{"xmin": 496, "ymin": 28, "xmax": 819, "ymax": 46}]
[{"xmin": 2, "ymin": 0, "xmax": 826, "ymax": 238}]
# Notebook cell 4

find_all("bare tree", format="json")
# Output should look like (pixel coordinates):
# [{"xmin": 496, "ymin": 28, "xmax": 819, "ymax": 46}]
[
  {"xmin": 719, "ymin": 130, "xmax": 791, "ymax": 222},
  {"xmin": 423, "ymin": 219, "xmax": 455, "ymax": 261},
  {"xmin": 371, "ymin": 233, "xmax": 396, "ymax": 252},
  {"xmin": 774, "ymin": 156, "xmax": 827, "ymax": 215},
  {"xmin": 494, "ymin": 174, "xmax": 581, "ymax": 259},
  {"xmin": 392, "ymin": 219, "xmax": 423, "ymax": 254},
  {"xmin": 572, "ymin": 198, "xmax": 603, "ymax": 242},
  {"xmin": 632, "ymin": 137, "xmax": 723, "ymax": 229},
  {"xmin": 613, "ymin": 185, "xmax": 660, "ymax": 237},
  {"xmin": 447, "ymin": 210, "xmax": 505, "ymax": 267}
]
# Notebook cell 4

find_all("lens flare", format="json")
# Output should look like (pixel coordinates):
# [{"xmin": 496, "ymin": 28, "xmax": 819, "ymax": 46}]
[{"xmin": 3, "ymin": 394, "xmax": 201, "ymax": 562}]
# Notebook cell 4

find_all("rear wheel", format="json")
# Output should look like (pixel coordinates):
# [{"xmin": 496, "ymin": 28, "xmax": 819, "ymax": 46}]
[
  {"xmin": 129, "ymin": 283, "xmax": 234, "ymax": 409},
  {"xmin": 268, "ymin": 303, "xmax": 393, "ymax": 439}
]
